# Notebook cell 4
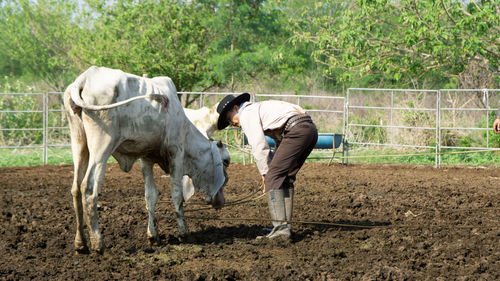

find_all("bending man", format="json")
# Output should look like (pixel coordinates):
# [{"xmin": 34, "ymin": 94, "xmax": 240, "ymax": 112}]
[{"xmin": 216, "ymin": 93, "xmax": 318, "ymax": 239}]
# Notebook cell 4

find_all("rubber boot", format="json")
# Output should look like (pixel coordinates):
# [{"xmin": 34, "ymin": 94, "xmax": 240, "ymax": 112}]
[
  {"xmin": 284, "ymin": 188, "xmax": 294, "ymax": 232},
  {"xmin": 264, "ymin": 189, "xmax": 291, "ymax": 239}
]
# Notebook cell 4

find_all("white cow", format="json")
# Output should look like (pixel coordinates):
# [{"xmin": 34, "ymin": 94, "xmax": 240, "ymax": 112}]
[
  {"xmin": 184, "ymin": 104, "xmax": 219, "ymax": 139},
  {"xmin": 63, "ymin": 66, "xmax": 230, "ymax": 254}
]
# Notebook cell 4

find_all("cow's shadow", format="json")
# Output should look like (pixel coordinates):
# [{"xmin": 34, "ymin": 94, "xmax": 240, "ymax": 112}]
[{"xmin": 165, "ymin": 219, "xmax": 391, "ymax": 245}]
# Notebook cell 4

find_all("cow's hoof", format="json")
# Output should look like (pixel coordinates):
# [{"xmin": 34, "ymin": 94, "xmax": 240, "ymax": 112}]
[
  {"xmin": 74, "ymin": 240, "xmax": 89, "ymax": 254},
  {"xmin": 75, "ymin": 246, "xmax": 90, "ymax": 255},
  {"xmin": 148, "ymin": 236, "xmax": 160, "ymax": 246},
  {"xmin": 92, "ymin": 246, "xmax": 105, "ymax": 255},
  {"xmin": 90, "ymin": 239, "xmax": 105, "ymax": 254}
]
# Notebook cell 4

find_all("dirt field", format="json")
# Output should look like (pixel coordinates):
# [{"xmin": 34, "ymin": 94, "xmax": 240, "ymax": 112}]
[{"xmin": 1, "ymin": 162, "xmax": 499, "ymax": 280}]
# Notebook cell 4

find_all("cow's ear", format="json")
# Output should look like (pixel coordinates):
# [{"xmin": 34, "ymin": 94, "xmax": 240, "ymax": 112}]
[{"xmin": 217, "ymin": 140, "xmax": 223, "ymax": 148}]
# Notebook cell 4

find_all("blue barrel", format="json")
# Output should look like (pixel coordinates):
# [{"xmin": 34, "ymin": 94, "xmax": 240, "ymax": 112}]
[
  {"xmin": 315, "ymin": 134, "xmax": 343, "ymax": 149},
  {"xmin": 245, "ymin": 133, "xmax": 342, "ymax": 149}
]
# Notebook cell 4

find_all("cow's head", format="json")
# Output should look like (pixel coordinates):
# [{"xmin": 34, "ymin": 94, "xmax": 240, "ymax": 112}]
[{"xmin": 205, "ymin": 140, "xmax": 230, "ymax": 209}]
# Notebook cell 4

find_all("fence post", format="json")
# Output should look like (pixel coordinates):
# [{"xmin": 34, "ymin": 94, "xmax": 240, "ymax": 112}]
[
  {"xmin": 436, "ymin": 90, "xmax": 441, "ymax": 168},
  {"xmin": 485, "ymin": 89, "xmax": 490, "ymax": 148},
  {"xmin": 345, "ymin": 88, "xmax": 350, "ymax": 144},
  {"xmin": 342, "ymin": 96, "xmax": 346, "ymax": 138},
  {"xmin": 390, "ymin": 90, "xmax": 394, "ymax": 144},
  {"xmin": 43, "ymin": 92, "xmax": 48, "ymax": 165}
]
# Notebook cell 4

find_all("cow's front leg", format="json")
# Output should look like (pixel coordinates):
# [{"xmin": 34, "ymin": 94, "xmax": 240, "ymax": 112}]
[
  {"xmin": 140, "ymin": 159, "xmax": 159, "ymax": 245},
  {"xmin": 170, "ymin": 175, "xmax": 189, "ymax": 237}
]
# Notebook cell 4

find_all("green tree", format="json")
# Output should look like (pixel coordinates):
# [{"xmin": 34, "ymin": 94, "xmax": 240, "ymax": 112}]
[
  {"xmin": 0, "ymin": 0, "xmax": 320, "ymax": 95},
  {"xmin": 0, "ymin": 0, "xmax": 80, "ymax": 91},
  {"xmin": 75, "ymin": 0, "xmax": 213, "ymax": 92},
  {"xmin": 288, "ymin": 0, "xmax": 499, "ymax": 89},
  {"xmin": 198, "ymin": 0, "xmax": 312, "ymax": 92}
]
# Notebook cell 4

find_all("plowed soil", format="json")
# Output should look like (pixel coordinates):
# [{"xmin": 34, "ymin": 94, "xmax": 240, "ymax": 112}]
[{"xmin": 1, "ymin": 162, "xmax": 499, "ymax": 280}]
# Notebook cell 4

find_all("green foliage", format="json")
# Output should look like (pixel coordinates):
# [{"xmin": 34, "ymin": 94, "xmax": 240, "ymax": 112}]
[
  {"xmin": 76, "ymin": 0, "xmax": 214, "ymax": 91},
  {"xmin": 0, "ymin": 76, "xmax": 36, "ymax": 93},
  {"xmin": 0, "ymin": 0, "xmax": 319, "ymax": 93},
  {"xmin": 0, "ymin": 0, "xmax": 80, "ymax": 91},
  {"xmin": 2, "ymin": 0, "xmax": 496, "ymax": 92},
  {"xmin": 287, "ymin": 0, "xmax": 499, "ymax": 89}
]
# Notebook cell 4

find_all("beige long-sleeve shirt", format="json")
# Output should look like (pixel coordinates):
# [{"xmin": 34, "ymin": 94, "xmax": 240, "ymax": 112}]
[{"xmin": 239, "ymin": 100, "xmax": 304, "ymax": 175}]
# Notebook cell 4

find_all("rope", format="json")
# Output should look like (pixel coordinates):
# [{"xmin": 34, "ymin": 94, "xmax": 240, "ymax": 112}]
[
  {"xmin": 129, "ymin": 197, "xmax": 500, "ymax": 215},
  {"xmin": 224, "ymin": 189, "xmax": 264, "ymax": 205},
  {"xmin": 168, "ymin": 190, "xmax": 261, "ymax": 206},
  {"xmin": 154, "ymin": 194, "xmax": 499, "ymax": 229},
  {"xmin": 183, "ymin": 191, "xmax": 266, "ymax": 213},
  {"xmin": 223, "ymin": 142, "xmax": 252, "ymax": 156},
  {"xmin": 166, "ymin": 215, "xmax": 499, "ymax": 229},
  {"xmin": 181, "ymin": 215, "xmax": 385, "ymax": 228}
]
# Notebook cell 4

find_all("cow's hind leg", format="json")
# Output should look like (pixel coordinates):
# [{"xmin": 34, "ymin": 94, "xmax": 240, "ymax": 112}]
[
  {"xmin": 81, "ymin": 133, "xmax": 116, "ymax": 254},
  {"xmin": 69, "ymin": 123, "xmax": 90, "ymax": 254},
  {"xmin": 140, "ymin": 159, "xmax": 160, "ymax": 245}
]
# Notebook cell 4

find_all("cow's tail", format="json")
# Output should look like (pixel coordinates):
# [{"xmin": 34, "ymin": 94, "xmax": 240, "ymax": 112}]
[
  {"xmin": 71, "ymin": 89, "xmax": 168, "ymax": 111},
  {"xmin": 69, "ymin": 73, "xmax": 168, "ymax": 111},
  {"xmin": 72, "ymin": 93, "xmax": 168, "ymax": 111}
]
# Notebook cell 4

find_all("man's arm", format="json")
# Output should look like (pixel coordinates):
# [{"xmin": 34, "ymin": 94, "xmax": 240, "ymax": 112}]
[{"xmin": 240, "ymin": 109, "xmax": 271, "ymax": 175}]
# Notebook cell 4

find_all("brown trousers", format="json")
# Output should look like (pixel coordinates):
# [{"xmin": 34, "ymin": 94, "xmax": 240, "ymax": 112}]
[{"xmin": 264, "ymin": 120, "xmax": 318, "ymax": 192}]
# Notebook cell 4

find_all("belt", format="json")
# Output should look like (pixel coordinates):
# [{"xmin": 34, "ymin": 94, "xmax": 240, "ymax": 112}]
[{"xmin": 283, "ymin": 114, "xmax": 312, "ymax": 133}]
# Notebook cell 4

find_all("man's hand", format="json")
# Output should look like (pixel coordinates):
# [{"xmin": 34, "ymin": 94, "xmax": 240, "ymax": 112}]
[{"xmin": 494, "ymin": 118, "xmax": 500, "ymax": 134}]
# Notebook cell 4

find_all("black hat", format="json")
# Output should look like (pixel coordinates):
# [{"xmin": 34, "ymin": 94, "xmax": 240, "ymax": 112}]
[{"xmin": 216, "ymin": 93, "xmax": 251, "ymax": 130}]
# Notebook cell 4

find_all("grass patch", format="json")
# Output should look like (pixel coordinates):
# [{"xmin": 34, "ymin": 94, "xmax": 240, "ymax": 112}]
[
  {"xmin": 3, "ymin": 145, "xmax": 499, "ymax": 168},
  {"xmin": 345, "ymin": 146, "xmax": 500, "ymax": 167},
  {"xmin": 0, "ymin": 146, "xmax": 249, "ymax": 167},
  {"xmin": 0, "ymin": 147, "xmax": 116, "ymax": 167},
  {"xmin": 1, "ymin": 147, "xmax": 50, "ymax": 167}
]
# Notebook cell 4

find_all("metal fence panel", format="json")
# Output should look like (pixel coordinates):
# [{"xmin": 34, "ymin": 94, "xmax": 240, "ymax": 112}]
[
  {"xmin": 3, "ymin": 89, "xmax": 499, "ymax": 167},
  {"xmin": 346, "ymin": 88, "xmax": 500, "ymax": 167},
  {"xmin": 0, "ymin": 92, "xmax": 72, "ymax": 165},
  {"xmin": 438, "ymin": 89, "xmax": 500, "ymax": 166}
]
